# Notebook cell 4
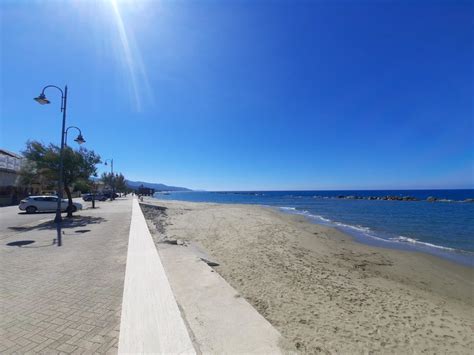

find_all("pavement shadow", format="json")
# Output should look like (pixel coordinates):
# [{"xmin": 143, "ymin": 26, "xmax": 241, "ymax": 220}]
[
  {"xmin": 75, "ymin": 229, "xmax": 91, "ymax": 234},
  {"xmin": 17, "ymin": 211, "xmax": 56, "ymax": 215},
  {"xmin": 7, "ymin": 216, "xmax": 106, "ymax": 232},
  {"xmin": 6, "ymin": 240, "xmax": 56, "ymax": 248},
  {"xmin": 7, "ymin": 240, "xmax": 35, "ymax": 247}
]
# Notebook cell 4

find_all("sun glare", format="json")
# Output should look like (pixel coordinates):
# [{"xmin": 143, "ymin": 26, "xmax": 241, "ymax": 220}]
[{"xmin": 109, "ymin": 0, "xmax": 151, "ymax": 112}]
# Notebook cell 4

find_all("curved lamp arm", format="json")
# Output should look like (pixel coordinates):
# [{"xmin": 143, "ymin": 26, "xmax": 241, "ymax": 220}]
[
  {"xmin": 41, "ymin": 85, "xmax": 64, "ymax": 96},
  {"xmin": 65, "ymin": 126, "xmax": 85, "ymax": 145},
  {"xmin": 34, "ymin": 85, "xmax": 66, "ymax": 111}
]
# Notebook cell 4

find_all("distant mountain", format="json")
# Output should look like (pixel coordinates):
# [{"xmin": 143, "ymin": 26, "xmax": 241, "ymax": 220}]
[{"xmin": 125, "ymin": 180, "xmax": 191, "ymax": 192}]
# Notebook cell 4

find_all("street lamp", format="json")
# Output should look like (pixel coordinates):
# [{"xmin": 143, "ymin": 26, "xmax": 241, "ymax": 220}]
[
  {"xmin": 104, "ymin": 159, "xmax": 115, "ymax": 200},
  {"xmin": 34, "ymin": 93, "xmax": 51, "ymax": 105},
  {"xmin": 34, "ymin": 85, "xmax": 68, "ymax": 246},
  {"xmin": 65, "ymin": 126, "xmax": 86, "ymax": 145}
]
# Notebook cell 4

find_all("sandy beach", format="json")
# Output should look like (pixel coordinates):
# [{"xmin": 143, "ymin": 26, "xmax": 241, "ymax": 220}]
[{"xmin": 141, "ymin": 198, "xmax": 473, "ymax": 354}]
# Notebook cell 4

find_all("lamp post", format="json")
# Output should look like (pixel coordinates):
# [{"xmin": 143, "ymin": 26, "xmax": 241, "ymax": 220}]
[
  {"xmin": 64, "ymin": 125, "xmax": 88, "ymax": 207},
  {"xmin": 34, "ymin": 85, "xmax": 68, "ymax": 246},
  {"xmin": 65, "ymin": 126, "xmax": 86, "ymax": 146},
  {"xmin": 104, "ymin": 159, "xmax": 114, "ymax": 200}
]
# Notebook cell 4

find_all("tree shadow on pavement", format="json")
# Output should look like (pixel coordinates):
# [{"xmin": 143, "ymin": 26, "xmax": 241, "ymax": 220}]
[
  {"xmin": 7, "ymin": 216, "xmax": 106, "ymax": 232},
  {"xmin": 6, "ymin": 240, "xmax": 56, "ymax": 248},
  {"xmin": 7, "ymin": 240, "xmax": 35, "ymax": 247}
]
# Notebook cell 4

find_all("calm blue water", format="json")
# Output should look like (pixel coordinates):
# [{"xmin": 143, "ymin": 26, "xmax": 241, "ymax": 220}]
[{"xmin": 153, "ymin": 190, "xmax": 474, "ymax": 267}]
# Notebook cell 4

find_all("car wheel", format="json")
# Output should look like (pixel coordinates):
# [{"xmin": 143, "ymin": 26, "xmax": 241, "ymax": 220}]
[
  {"xmin": 26, "ymin": 206, "xmax": 37, "ymax": 214},
  {"xmin": 71, "ymin": 205, "xmax": 77, "ymax": 212}
]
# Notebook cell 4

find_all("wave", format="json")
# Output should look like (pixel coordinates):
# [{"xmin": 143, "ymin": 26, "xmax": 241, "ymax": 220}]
[
  {"xmin": 334, "ymin": 221, "xmax": 371, "ymax": 233},
  {"xmin": 389, "ymin": 236, "xmax": 457, "ymax": 252},
  {"xmin": 279, "ymin": 207, "xmax": 297, "ymax": 211},
  {"xmin": 277, "ymin": 206, "xmax": 467, "ymax": 255},
  {"xmin": 279, "ymin": 207, "xmax": 333, "ymax": 223},
  {"xmin": 309, "ymin": 214, "xmax": 332, "ymax": 223}
]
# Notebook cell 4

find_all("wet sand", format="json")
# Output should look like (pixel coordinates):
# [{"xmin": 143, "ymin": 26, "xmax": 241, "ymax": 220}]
[{"xmin": 141, "ymin": 198, "xmax": 473, "ymax": 354}]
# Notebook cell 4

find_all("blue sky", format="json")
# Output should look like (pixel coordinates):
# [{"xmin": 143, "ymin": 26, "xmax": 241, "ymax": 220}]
[{"xmin": 1, "ymin": 0, "xmax": 472, "ymax": 191}]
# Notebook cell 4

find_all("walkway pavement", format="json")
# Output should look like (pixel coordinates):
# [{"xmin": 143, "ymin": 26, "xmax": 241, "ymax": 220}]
[{"xmin": 0, "ymin": 198, "xmax": 132, "ymax": 354}]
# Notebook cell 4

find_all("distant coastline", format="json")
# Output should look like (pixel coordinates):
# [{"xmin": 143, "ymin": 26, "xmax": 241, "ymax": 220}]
[{"xmin": 126, "ymin": 179, "xmax": 191, "ymax": 192}]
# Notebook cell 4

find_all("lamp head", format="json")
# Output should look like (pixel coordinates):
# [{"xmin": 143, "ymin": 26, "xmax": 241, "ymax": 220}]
[
  {"xmin": 74, "ymin": 134, "xmax": 86, "ymax": 145},
  {"xmin": 34, "ymin": 93, "xmax": 50, "ymax": 105}
]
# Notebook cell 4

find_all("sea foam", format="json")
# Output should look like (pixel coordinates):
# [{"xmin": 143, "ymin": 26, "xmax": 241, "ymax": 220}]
[
  {"xmin": 278, "ymin": 206, "xmax": 462, "ymax": 254},
  {"xmin": 390, "ymin": 236, "xmax": 457, "ymax": 252}
]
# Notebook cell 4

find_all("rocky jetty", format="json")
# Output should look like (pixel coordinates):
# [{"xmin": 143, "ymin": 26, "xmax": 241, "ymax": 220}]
[
  {"xmin": 335, "ymin": 195, "xmax": 419, "ymax": 201},
  {"xmin": 328, "ymin": 195, "xmax": 466, "ymax": 202},
  {"xmin": 426, "ymin": 196, "xmax": 457, "ymax": 202},
  {"xmin": 214, "ymin": 192, "xmax": 472, "ymax": 203}
]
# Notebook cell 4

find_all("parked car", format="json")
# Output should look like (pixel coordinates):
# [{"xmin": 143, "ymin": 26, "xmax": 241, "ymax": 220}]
[
  {"xmin": 82, "ymin": 193, "xmax": 107, "ymax": 202},
  {"xmin": 102, "ymin": 192, "xmax": 119, "ymax": 199},
  {"xmin": 19, "ymin": 196, "xmax": 83, "ymax": 214}
]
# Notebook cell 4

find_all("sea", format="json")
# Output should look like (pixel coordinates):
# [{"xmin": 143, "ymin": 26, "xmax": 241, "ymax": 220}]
[{"xmin": 153, "ymin": 190, "xmax": 474, "ymax": 267}]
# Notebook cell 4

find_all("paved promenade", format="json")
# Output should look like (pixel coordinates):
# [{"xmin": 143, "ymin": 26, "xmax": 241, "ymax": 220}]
[
  {"xmin": 0, "ymin": 198, "xmax": 132, "ymax": 354},
  {"xmin": 1, "ymin": 196, "xmax": 286, "ymax": 354}
]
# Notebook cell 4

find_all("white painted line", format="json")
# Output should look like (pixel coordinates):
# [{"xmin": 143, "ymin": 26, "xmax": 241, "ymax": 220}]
[{"xmin": 118, "ymin": 198, "xmax": 196, "ymax": 354}]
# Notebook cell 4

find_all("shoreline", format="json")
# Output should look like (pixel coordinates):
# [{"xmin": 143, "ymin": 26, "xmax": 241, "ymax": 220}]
[
  {"xmin": 274, "ymin": 206, "xmax": 474, "ymax": 267},
  {"xmin": 141, "ymin": 198, "xmax": 474, "ymax": 354},
  {"xmin": 156, "ymin": 191, "xmax": 474, "ymax": 267}
]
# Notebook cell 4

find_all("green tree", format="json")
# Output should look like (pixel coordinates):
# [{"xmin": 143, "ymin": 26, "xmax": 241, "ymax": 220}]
[
  {"xmin": 101, "ymin": 172, "xmax": 127, "ymax": 196},
  {"xmin": 73, "ymin": 179, "xmax": 93, "ymax": 194},
  {"xmin": 18, "ymin": 159, "xmax": 55, "ymax": 193},
  {"xmin": 100, "ymin": 172, "xmax": 114, "ymax": 190},
  {"xmin": 21, "ymin": 140, "xmax": 101, "ymax": 217},
  {"xmin": 114, "ymin": 173, "xmax": 127, "ymax": 193}
]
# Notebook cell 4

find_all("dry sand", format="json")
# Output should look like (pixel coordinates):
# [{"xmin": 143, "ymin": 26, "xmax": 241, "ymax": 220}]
[{"xmin": 141, "ymin": 198, "xmax": 473, "ymax": 354}]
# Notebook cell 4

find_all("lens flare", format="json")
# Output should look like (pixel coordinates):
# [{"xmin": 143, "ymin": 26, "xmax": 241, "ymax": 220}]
[{"xmin": 109, "ymin": 0, "xmax": 151, "ymax": 112}]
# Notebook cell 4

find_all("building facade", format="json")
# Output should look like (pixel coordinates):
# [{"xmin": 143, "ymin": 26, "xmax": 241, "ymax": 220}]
[{"xmin": 0, "ymin": 149, "xmax": 27, "ymax": 206}]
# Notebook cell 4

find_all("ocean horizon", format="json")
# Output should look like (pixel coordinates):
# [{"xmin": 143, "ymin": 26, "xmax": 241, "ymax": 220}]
[{"xmin": 153, "ymin": 189, "xmax": 474, "ymax": 267}]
